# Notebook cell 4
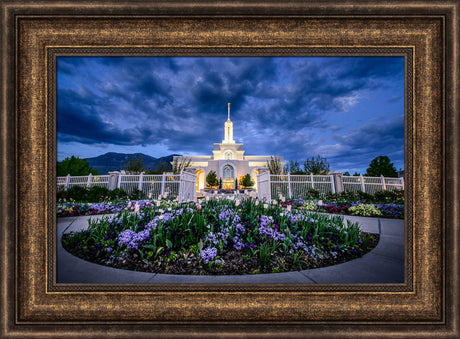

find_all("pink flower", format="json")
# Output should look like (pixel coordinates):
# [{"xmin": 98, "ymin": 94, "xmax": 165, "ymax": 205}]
[
  {"xmin": 287, "ymin": 205, "xmax": 292, "ymax": 212},
  {"xmin": 197, "ymin": 204, "xmax": 202, "ymax": 210},
  {"xmin": 255, "ymin": 200, "xmax": 259, "ymax": 206}
]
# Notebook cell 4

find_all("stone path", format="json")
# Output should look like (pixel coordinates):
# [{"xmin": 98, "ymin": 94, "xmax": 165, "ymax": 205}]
[{"xmin": 56, "ymin": 214, "xmax": 404, "ymax": 284}]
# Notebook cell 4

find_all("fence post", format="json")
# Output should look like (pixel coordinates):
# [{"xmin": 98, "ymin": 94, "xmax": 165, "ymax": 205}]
[
  {"xmin": 330, "ymin": 175, "xmax": 336, "ymax": 194},
  {"xmin": 87, "ymin": 173, "xmax": 93, "ymax": 188},
  {"xmin": 287, "ymin": 173, "xmax": 292, "ymax": 199},
  {"xmin": 310, "ymin": 173, "xmax": 314, "ymax": 189},
  {"xmin": 332, "ymin": 172, "xmax": 344, "ymax": 193},
  {"xmin": 65, "ymin": 174, "xmax": 70, "ymax": 190},
  {"xmin": 381, "ymin": 175, "xmax": 387, "ymax": 190},
  {"xmin": 360, "ymin": 174, "xmax": 365, "ymax": 192},
  {"xmin": 161, "ymin": 173, "xmax": 166, "ymax": 195},
  {"xmin": 117, "ymin": 174, "xmax": 122, "ymax": 189},
  {"xmin": 400, "ymin": 177, "xmax": 404, "ymax": 190},
  {"xmin": 138, "ymin": 173, "xmax": 144, "ymax": 191},
  {"xmin": 108, "ymin": 171, "xmax": 119, "ymax": 190}
]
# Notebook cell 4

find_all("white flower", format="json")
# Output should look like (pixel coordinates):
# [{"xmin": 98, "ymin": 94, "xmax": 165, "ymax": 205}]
[
  {"xmin": 148, "ymin": 193, "xmax": 152, "ymax": 199},
  {"xmin": 159, "ymin": 209, "xmax": 164, "ymax": 214},
  {"xmin": 255, "ymin": 200, "xmax": 259, "ymax": 206},
  {"xmin": 281, "ymin": 196, "xmax": 286, "ymax": 203},
  {"xmin": 156, "ymin": 201, "xmax": 161, "ymax": 207},
  {"xmin": 235, "ymin": 200, "xmax": 241, "ymax": 206},
  {"xmin": 280, "ymin": 213, "xmax": 284, "ymax": 217},
  {"xmin": 287, "ymin": 205, "xmax": 292, "ymax": 212},
  {"xmin": 134, "ymin": 203, "xmax": 140, "ymax": 213},
  {"xmin": 317, "ymin": 200, "xmax": 323, "ymax": 206},
  {"xmin": 263, "ymin": 203, "xmax": 268, "ymax": 209},
  {"xmin": 159, "ymin": 215, "xmax": 164, "ymax": 220},
  {"xmin": 167, "ymin": 207, "xmax": 172, "ymax": 211}
]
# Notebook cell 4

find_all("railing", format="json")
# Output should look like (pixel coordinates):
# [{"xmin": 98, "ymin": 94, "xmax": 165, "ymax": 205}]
[
  {"xmin": 270, "ymin": 174, "xmax": 335, "ymax": 199},
  {"xmin": 257, "ymin": 173, "xmax": 404, "ymax": 200},
  {"xmin": 117, "ymin": 173, "xmax": 181, "ymax": 198},
  {"xmin": 57, "ymin": 174, "xmax": 110, "ymax": 191},
  {"xmin": 342, "ymin": 175, "xmax": 404, "ymax": 194},
  {"xmin": 179, "ymin": 171, "xmax": 197, "ymax": 202},
  {"xmin": 257, "ymin": 171, "xmax": 271, "ymax": 201},
  {"xmin": 57, "ymin": 172, "xmax": 194, "ymax": 200}
]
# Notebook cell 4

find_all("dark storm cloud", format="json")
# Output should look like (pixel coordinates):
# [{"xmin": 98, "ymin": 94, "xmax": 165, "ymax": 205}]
[{"xmin": 57, "ymin": 56, "xmax": 404, "ymax": 170}]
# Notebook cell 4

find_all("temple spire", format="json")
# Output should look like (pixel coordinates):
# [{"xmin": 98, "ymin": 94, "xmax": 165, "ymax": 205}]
[{"xmin": 223, "ymin": 102, "xmax": 235, "ymax": 144}]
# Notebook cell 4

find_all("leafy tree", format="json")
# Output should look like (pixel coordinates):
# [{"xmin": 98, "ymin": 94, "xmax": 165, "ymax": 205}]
[
  {"xmin": 235, "ymin": 179, "xmax": 239, "ymax": 189},
  {"xmin": 172, "ymin": 156, "xmax": 192, "ymax": 174},
  {"xmin": 266, "ymin": 156, "xmax": 283, "ymax": 174},
  {"xmin": 353, "ymin": 172, "xmax": 360, "ymax": 176},
  {"xmin": 343, "ymin": 171, "xmax": 351, "ymax": 176},
  {"xmin": 57, "ymin": 156, "xmax": 99, "ymax": 176},
  {"xmin": 145, "ymin": 160, "xmax": 171, "ymax": 174},
  {"xmin": 124, "ymin": 155, "xmax": 145, "ymax": 174},
  {"xmin": 218, "ymin": 178, "xmax": 223, "ymax": 189},
  {"xmin": 303, "ymin": 155, "xmax": 330, "ymax": 175},
  {"xmin": 365, "ymin": 156, "xmax": 398, "ymax": 177},
  {"xmin": 206, "ymin": 170, "xmax": 218, "ymax": 188},
  {"xmin": 240, "ymin": 174, "xmax": 254, "ymax": 188}
]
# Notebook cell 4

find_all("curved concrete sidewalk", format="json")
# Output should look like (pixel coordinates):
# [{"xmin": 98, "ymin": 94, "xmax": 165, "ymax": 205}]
[{"xmin": 57, "ymin": 214, "xmax": 404, "ymax": 284}]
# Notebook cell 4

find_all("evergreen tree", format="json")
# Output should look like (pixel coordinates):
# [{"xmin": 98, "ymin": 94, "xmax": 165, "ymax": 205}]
[
  {"xmin": 57, "ymin": 156, "xmax": 99, "ymax": 176},
  {"xmin": 240, "ymin": 174, "xmax": 254, "ymax": 188},
  {"xmin": 287, "ymin": 160, "xmax": 305, "ymax": 174},
  {"xmin": 366, "ymin": 156, "xmax": 398, "ymax": 177},
  {"xmin": 304, "ymin": 155, "xmax": 330, "ymax": 175},
  {"xmin": 206, "ymin": 170, "xmax": 218, "ymax": 188}
]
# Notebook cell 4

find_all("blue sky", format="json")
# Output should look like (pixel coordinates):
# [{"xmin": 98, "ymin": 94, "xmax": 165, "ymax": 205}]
[{"xmin": 57, "ymin": 56, "xmax": 404, "ymax": 174}]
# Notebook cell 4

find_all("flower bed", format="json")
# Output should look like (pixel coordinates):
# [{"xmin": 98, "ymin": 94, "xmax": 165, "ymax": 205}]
[{"xmin": 62, "ymin": 198, "xmax": 379, "ymax": 275}]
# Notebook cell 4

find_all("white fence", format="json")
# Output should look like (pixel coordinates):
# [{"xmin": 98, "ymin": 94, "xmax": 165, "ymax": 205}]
[
  {"xmin": 57, "ymin": 171, "xmax": 196, "ymax": 202},
  {"xmin": 58, "ymin": 171, "xmax": 403, "ymax": 202},
  {"xmin": 342, "ymin": 175, "xmax": 404, "ymax": 195},
  {"xmin": 257, "ymin": 173, "xmax": 404, "ymax": 201},
  {"xmin": 257, "ymin": 170, "xmax": 271, "ymax": 201},
  {"xmin": 270, "ymin": 174, "xmax": 335, "ymax": 200},
  {"xmin": 117, "ymin": 173, "xmax": 181, "ymax": 198},
  {"xmin": 57, "ymin": 174, "xmax": 110, "ymax": 190}
]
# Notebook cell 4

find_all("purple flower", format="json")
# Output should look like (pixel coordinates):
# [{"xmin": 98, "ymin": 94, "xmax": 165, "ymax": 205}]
[{"xmin": 200, "ymin": 247, "xmax": 218, "ymax": 264}]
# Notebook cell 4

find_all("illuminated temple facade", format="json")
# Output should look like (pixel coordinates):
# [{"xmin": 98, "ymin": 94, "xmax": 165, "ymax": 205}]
[{"xmin": 172, "ymin": 103, "xmax": 284, "ymax": 191}]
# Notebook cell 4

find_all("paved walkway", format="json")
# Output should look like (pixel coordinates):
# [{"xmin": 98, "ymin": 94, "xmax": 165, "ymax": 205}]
[{"xmin": 57, "ymin": 214, "xmax": 405, "ymax": 284}]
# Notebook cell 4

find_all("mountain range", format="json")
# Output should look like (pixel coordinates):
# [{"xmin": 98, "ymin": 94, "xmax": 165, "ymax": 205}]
[{"xmin": 84, "ymin": 152, "xmax": 179, "ymax": 174}]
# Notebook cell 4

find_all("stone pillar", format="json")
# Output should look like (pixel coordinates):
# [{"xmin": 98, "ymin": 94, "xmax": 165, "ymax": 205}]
[
  {"xmin": 108, "ymin": 171, "xmax": 120, "ymax": 190},
  {"xmin": 332, "ymin": 172, "xmax": 344, "ymax": 193}
]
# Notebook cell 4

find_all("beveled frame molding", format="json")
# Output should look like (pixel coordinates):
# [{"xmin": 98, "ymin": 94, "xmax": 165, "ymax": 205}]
[{"xmin": 1, "ymin": 1, "xmax": 458, "ymax": 338}]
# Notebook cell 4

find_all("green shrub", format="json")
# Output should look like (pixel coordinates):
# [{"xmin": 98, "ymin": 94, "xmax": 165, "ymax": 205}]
[
  {"xmin": 348, "ymin": 204, "xmax": 382, "ymax": 217},
  {"xmin": 305, "ymin": 188, "xmax": 321, "ymax": 199},
  {"xmin": 356, "ymin": 190, "xmax": 374, "ymax": 202},
  {"xmin": 129, "ymin": 188, "xmax": 146, "ymax": 200},
  {"xmin": 87, "ymin": 186, "xmax": 110, "ymax": 202},
  {"xmin": 65, "ymin": 186, "xmax": 88, "ymax": 201},
  {"xmin": 108, "ymin": 188, "xmax": 128, "ymax": 200}
]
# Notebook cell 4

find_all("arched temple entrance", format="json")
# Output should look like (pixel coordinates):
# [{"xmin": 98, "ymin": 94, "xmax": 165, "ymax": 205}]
[
  {"xmin": 252, "ymin": 169, "xmax": 259, "ymax": 191},
  {"xmin": 196, "ymin": 169, "xmax": 205, "ymax": 192},
  {"xmin": 222, "ymin": 164, "xmax": 235, "ymax": 189}
]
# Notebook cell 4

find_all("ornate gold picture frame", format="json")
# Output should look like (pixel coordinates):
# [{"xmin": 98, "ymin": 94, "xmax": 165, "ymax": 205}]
[{"xmin": 1, "ymin": 1, "xmax": 458, "ymax": 337}]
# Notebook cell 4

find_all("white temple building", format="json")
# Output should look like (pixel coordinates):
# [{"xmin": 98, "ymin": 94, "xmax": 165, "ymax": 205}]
[{"xmin": 172, "ymin": 103, "xmax": 284, "ymax": 191}]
